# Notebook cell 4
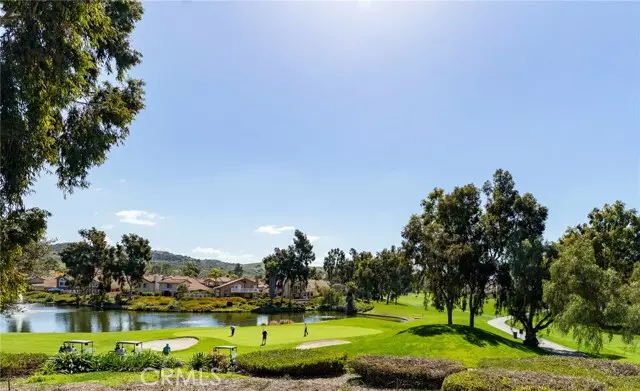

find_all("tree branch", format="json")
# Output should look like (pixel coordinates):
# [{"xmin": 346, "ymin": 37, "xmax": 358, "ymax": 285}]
[{"xmin": 0, "ymin": 2, "xmax": 19, "ymax": 26}]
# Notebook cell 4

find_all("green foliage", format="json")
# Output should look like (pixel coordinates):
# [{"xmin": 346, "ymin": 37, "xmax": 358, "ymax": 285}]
[
  {"xmin": 126, "ymin": 296, "xmax": 253, "ymax": 312},
  {"xmin": 189, "ymin": 351, "xmax": 230, "ymax": 373},
  {"xmin": 262, "ymin": 230, "xmax": 314, "ymax": 301},
  {"xmin": 208, "ymin": 268, "xmax": 224, "ymax": 279},
  {"xmin": 0, "ymin": 1, "xmax": 145, "ymax": 310},
  {"xmin": 48, "ymin": 353, "xmax": 95, "ymax": 374},
  {"xmin": 324, "ymin": 248, "xmax": 346, "ymax": 283},
  {"xmin": 47, "ymin": 351, "xmax": 183, "ymax": 374},
  {"xmin": 61, "ymin": 228, "xmax": 110, "ymax": 296},
  {"xmin": 233, "ymin": 263, "xmax": 244, "ymax": 277},
  {"xmin": 355, "ymin": 300, "xmax": 375, "ymax": 312},
  {"xmin": 442, "ymin": 369, "xmax": 605, "ymax": 391},
  {"xmin": 485, "ymin": 170, "xmax": 550, "ymax": 346},
  {"xmin": 180, "ymin": 262, "xmax": 201, "ymax": 278},
  {"xmin": 545, "ymin": 202, "xmax": 640, "ymax": 352},
  {"xmin": 350, "ymin": 355, "xmax": 466, "ymax": 389},
  {"xmin": 0, "ymin": 352, "xmax": 49, "ymax": 379},
  {"xmin": 0, "ymin": 208, "xmax": 49, "ymax": 311},
  {"xmin": 118, "ymin": 234, "xmax": 152, "ymax": 296},
  {"xmin": 236, "ymin": 349, "xmax": 347, "ymax": 378},
  {"xmin": 317, "ymin": 286, "xmax": 345, "ymax": 308},
  {"xmin": 478, "ymin": 357, "xmax": 640, "ymax": 379}
]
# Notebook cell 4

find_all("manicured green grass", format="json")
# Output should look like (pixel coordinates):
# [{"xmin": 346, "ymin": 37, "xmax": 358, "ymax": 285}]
[
  {"xmin": 0, "ymin": 315, "xmax": 540, "ymax": 367},
  {"xmin": 536, "ymin": 328, "xmax": 640, "ymax": 363},
  {"xmin": 0, "ymin": 323, "xmax": 380, "ymax": 359},
  {"xmin": 325, "ymin": 314, "xmax": 541, "ymax": 366}
]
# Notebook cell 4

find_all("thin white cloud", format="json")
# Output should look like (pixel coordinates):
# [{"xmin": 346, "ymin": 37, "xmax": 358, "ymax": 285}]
[
  {"xmin": 101, "ymin": 224, "xmax": 115, "ymax": 230},
  {"xmin": 192, "ymin": 247, "xmax": 254, "ymax": 262},
  {"xmin": 94, "ymin": 212, "xmax": 99, "ymax": 216},
  {"xmin": 116, "ymin": 210, "xmax": 163, "ymax": 226},
  {"xmin": 155, "ymin": 247, "xmax": 172, "ymax": 252},
  {"xmin": 119, "ymin": 179, "xmax": 127, "ymax": 184},
  {"xmin": 308, "ymin": 235, "xmax": 320, "ymax": 243},
  {"xmin": 95, "ymin": 187, "xmax": 104, "ymax": 192},
  {"xmin": 255, "ymin": 225, "xmax": 295, "ymax": 235}
]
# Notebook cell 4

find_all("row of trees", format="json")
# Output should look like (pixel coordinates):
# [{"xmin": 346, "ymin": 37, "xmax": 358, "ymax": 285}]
[
  {"xmin": 60, "ymin": 228, "xmax": 152, "ymax": 300},
  {"xmin": 262, "ymin": 230, "xmax": 315, "ymax": 302},
  {"xmin": 323, "ymin": 247, "xmax": 412, "ymax": 305},
  {"xmin": 319, "ymin": 169, "xmax": 639, "ymax": 351}
]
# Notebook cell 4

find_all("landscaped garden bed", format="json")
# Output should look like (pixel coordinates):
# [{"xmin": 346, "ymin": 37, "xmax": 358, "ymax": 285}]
[
  {"xmin": 350, "ymin": 355, "xmax": 466, "ymax": 389},
  {"xmin": 236, "ymin": 349, "xmax": 348, "ymax": 378}
]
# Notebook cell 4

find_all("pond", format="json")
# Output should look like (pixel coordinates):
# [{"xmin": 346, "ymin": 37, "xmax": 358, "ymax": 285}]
[{"xmin": 0, "ymin": 304, "xmax": 348, "ymax": 333}]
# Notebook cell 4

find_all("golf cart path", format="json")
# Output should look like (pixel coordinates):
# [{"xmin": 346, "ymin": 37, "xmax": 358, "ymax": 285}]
[
  {"xmin": 488, "ymin": 316, "xmax": 585, "ymax": 356},
  {"xmin": 296, "ymin": 339, "xmax": 351, "ymax": 350},
  {"xmin": 145, "ymin": 337, "xmax": 199, "ymax": 351}
]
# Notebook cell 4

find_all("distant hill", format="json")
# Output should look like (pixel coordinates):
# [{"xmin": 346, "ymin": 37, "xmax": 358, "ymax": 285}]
[{"xmin": 50, "ymin": 242, "xmax": 264, "ymax": 277}]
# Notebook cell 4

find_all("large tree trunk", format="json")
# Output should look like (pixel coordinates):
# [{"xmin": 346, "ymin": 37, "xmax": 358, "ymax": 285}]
[
  {"xmin": 446, "ymin": 301, "xmax": 453, "ymax": 325},
  {"xmin": 523, "ymin": 329, "xmax": 539, "ymax": 348},
  {"xmin": 386, "ymin": 294, "xmax": 390, "ymax": 305},
  {"xmin": 468, "ymin": 295, "xmax": 475, "ymax": 328},
  {"xmin": 127, "ymin": 277, "xmax": 133, "ymax": 300}
]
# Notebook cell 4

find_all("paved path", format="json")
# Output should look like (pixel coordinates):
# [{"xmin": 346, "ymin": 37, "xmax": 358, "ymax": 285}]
[{"xmin": 487, "ymin": 316, "xmax": 585, "ymax": 356}]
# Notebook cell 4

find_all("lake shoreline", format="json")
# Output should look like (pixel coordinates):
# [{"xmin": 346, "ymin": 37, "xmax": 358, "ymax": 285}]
[{"xmin": 2, "ymin": 303, "xmax": 350, "ymax": 333}]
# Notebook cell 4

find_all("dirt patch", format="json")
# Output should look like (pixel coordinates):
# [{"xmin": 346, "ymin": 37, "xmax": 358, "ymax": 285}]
[
  {"xmin": 144, "ymin": 337, "xmax": 198, "ymax": 351},
  {"xmin": 296, "ymin": 339, "xmax": 351, "ymax": 350}
]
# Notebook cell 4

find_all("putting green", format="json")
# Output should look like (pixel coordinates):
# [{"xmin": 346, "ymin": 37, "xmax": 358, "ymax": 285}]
[{"xmin": 173, "ymin": 324, "xmax": 381, "ymax": 347}]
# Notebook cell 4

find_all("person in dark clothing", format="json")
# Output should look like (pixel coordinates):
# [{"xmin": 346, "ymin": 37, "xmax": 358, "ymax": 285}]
[
  {"xmin": 230, "ymin": 326, "xmax": 235, "ymax": 337},
  {"xmin": 304, "ymin": 323, "xmax": 308, "ymax": 337},
  {"xmin": 261, "ymin": 329, "xmax": 268, "ymax": 346}
]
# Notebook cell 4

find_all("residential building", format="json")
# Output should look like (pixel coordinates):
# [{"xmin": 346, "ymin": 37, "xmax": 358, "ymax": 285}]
[
  {"xmin": 29, "ymin": 276, "xmax": 58, "ymax": 292},
  {"xmin": 139, "ymin": 275, "xmax": 162, "ymax": 294},
  {"xmin": 202, "ymin": 276, "xmax": 233, "ymax": 288},
  {"xmin": 157, "ymin": 276, "xmax": 212, "ymax": 297},
  {"xmin": 213, "ymin": 277, "xmax": 259, "ymax": 298},
  {"xmin": 281, "ymin": 279, "xmax": 330, "ymax": 300}
]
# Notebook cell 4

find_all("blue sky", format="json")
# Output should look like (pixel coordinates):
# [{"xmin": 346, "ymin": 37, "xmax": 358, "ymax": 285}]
[{"xmin": 26, "ymin": 2, "xmax": 640, "ymax": 265}]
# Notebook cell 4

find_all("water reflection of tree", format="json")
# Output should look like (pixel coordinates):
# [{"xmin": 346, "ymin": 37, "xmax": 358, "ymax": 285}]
[{"xmin": 56, "ymin": 308, "xmax": 93, "ymax": 332}]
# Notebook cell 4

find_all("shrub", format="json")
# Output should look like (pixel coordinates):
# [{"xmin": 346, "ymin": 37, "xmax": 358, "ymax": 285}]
[
  {"xmin": 355, "ymin": 300, "xmax": 374, "ymax": 313},
  {"xmin": 236, "ymin": 349, "xmax": 347, "ymax": 378},
  {"xmin": 0, "ymin": 352, "xmax": 49, "ymax": 378},
  {"xmin": 49, "ymin": 353, "xmax": 95, "ymax": 374},
  {"xmin": 442, "ymin": 369, "xmax": 605, "ymax": 391},
  {"xmin": 189, "ymin": 351, "xmax": 230, "ymax": 373},
  {"xmin": 47, "ymin": 351, "xmax": 183, "ymax": 374},
  {"xmin": 479, "ymin": 357, "xmax": 640, "ymax": 378},
  {"xmin": 350, "ymin": 355, "xmax": 465, "ymax": 389},
  {"xmin": 93, "ymin": 351, "xmax": 183, "ymax": 372}
]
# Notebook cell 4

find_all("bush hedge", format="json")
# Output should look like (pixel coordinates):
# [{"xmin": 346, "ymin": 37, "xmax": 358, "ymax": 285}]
[
  {"xmin": 350, "ymin": 355, "xmax": 466, "ymax": 389},
  {"xmin": 479, "ymin": 357, "xmax": 640, "ymax": 378},
  {"xmin": 189, "ymin": 351, "xmax": 230, "ymax": 373},
  {"xmin": 0, "ymin": 352, "xmax": 49, "ymax": 378},
  {"xmin": 45, "ymin": 351, "xmax": 184, "ymax": 374},
  {"xmin": 442, "ymin": 369, "xmax": 605, "ymax": 391},
  {"xmin": 236, "ymin": 349, "xmax": 347, "ymax": 378}
]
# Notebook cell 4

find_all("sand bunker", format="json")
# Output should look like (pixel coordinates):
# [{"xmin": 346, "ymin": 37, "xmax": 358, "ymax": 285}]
[
  {"xmin": 296, "ymin": 339, "xmax": 351, "ymax": 350},
  {"xmin": 145, "ymin": 337, "xmax": 199, "ymax": 351}
]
